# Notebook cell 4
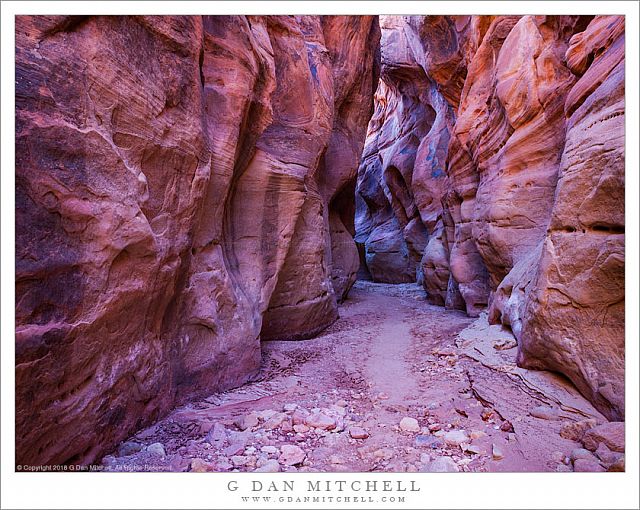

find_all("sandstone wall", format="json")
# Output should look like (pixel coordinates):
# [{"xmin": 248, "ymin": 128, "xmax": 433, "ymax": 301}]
[
  {"xmin": 356, "ymin": 15, "xmax": 625, "ymax": 420},
  {"xmin": 15, "ymin": 15, "xmax": 379, "ymax": 466}
]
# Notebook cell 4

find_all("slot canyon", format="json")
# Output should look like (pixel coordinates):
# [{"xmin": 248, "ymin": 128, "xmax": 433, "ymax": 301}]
[{"xmin": 15, "ymin": 14, "xmax": 625, "ymax": 473}]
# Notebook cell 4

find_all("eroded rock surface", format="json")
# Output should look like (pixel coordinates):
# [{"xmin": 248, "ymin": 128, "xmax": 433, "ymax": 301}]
[
  {"xmin": 15, "ymin": 15, "xmax": 379, "ymax": 466},
  {"xmin": 355, "ymin": 15, "xmax": 624, "ymax": 420}
]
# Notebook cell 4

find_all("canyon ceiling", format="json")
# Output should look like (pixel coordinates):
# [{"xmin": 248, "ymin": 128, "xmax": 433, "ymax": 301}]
[{"xmin": 15, "ymin": 14, "xmax": 624, "ymax": 467}]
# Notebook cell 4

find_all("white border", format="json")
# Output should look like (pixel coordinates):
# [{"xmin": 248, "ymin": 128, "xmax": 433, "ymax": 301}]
[{"xmin": 1, "ymin": 2, "xmax": 639, "ymax": 509}]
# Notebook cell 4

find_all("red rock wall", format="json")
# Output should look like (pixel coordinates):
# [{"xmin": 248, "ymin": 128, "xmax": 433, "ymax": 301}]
[
  {"xmin": 15, "ymin": 15, "xmax": 379, "ymax": 466},
  {"xmin": 356, "ymin": 15, "xmax": 625, "ymax": 420}
]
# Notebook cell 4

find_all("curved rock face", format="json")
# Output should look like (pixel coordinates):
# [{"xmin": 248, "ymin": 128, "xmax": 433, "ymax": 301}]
[
  {"xmin": 356, "ymin": 15, "xmax": 624, "ymax": 420},
  {"xmin": 15, "ymin": 15, "xmax": 379, "ymax": 466}
]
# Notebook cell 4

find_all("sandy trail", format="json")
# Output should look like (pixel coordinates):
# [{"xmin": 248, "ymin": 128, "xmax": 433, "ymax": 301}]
[{"xmin": 102, "ymin": 281, "xmax": 605, "ymax": 473}]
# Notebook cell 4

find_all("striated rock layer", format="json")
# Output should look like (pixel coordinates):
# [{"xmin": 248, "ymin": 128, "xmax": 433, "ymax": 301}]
[
  {"xmin": 356, "ymin": 15, "xmax": 624, "ymax": 420},
  {"xmin": 15, "ymin": 15, "xmax": 379, "ymax": 466}
]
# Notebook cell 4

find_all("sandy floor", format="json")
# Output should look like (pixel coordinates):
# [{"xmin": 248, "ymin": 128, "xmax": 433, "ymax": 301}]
[{"xmin": 101, "ymin": 281, "xmax": 606, "ymax": 473}]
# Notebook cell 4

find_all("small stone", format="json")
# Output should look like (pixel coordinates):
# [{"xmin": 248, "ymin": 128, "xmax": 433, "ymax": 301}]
[
  {"xmin": 559, "ymin": 419, "xmax": 597, "ymax": 442},
  {"xmin": 349, "ymin": 427, "xmax": 369, "ymax": 439},
  {"xmin": 260, "ymin": 445, "xmax": 279, "ymax": 455},
  {"xmin": 377, "ymin": 392, "xmax": 390, "ymax": 400},
  {"xmin": 500, "ymin": 420, "xmax": 514, "ymax": 432},
  {"xmin": 231, "ymin": 455, "xmax": 249, "ymax": 467},
  {"xmin": 146, "ymin": 442, "xmax": 166, "ymax": 458},
  {"xmin": 101, "ymin": 455, "xmax": 117, "ymax": 467},
  {"xmin": 329, "ymin": 455, "xmax": 345, "ymax": 464},
  {"xmin": 373, "ymin": 448, "xmax": 394, "ymax": 460},
  {"xmin": 556, "ymin": 464, "xmax": 573, "ymax": 472},
  {"xmin": 336, "ymin": 399, "xmax": 348, "ymax": 407},
  {"xmin": 582, "ymin": 422, "xmax": 624, "ymax": 452},
  {"xmin": 573, "ymin": 459, "xmax": 605, "ymax": 472},
  {"xmin": 419, "ymin": 453, "xmax": 431, "ymax": 464},
  {"xmin": 421, "ymin": 457, "xmax": 459, "ymax": 472},
  {"xmin": 468, "ymin": 430, "xmax": 486, "ymax": 440},
  {"xmin": 433, "ymin": 429, "xmax": 446, "ymax": 438},
  {"xmin": 291, "ymin": 409, "xmax": 309, "ymax": 425},
  {"xmin": 608, "ymin": 456, "xmax": 625, "ymax": 472},
  {"xmin": 206, "ymin": 422, "xmax": 227, "ymax": 445},
  {"xmin": 118, "ymin": 441, "xmax": 143, "ymax": 457},
  {"xmin": 280, "ymin": 420, "xmax": 293, "ymax": 433},
  {"xmin": 283, "ymin": 403, "xmax": 297, "ymax": 412},
  {"xmin": 279, "ymin": 445, "xmax": 306, "ymax": 466},
  {"xmin": 263, "ymin": 412, "xmax": 287, "ymax": 430},
  {"xmin": 492, "ymin": 444, "xmax": 504, "ymax": 460},
  {"xmin": 443, "ymin": 430, "xmax": 469, "ymax": 446},
  {"xmin": 550, "ymin": 451, "xmax": 565, "ymax": 463},
  {"xmin": 254, "ymin": 459, "xmax": 280, "ymax": 472},
  {"xmin": 415, "ymin": 435, "xmax": 443, "ymax": 449},
  {"xmin": 330, "ymin": 404, "xmax": 347, "ymax": 416},
  {"xmin": 570, "ymin": 448, "xmax": 599, "ymax": 463},
  {"xmin": 530, "ymin": 406, "xmax": 561, "ymax": 421},
  {"xmin": 190, "ymin": 458, "xmax": 215, "ymax": 472},
  {"xmin": 481, "ymin": 409, "xmax": 494, "ymax": 421},
  {"xmin": 399, "ymin": 417, "xmax": 420, "ymax": 432},
  {"xmin": 464, "ymin": 444, "xmax": 481, "ymax": 455},
  {"xmin": 224, "ymin": 443, "xmax": 246, "ymax": 456},
  {"xmin": 293, "ymin": 423, "xmax": 310, "ymax": 434},
  {"xmin": 258, "ymin": 409, "xmax": 277, "ymax": 421},
  {"xmin": 305, "ymin": 413, "xmax": 336, "ymax": 430},
  {"xmin": 428, "ymin": 423, "xmax": 442, "ymax": 432},
  {"xmin": 594, "ymin": 442, "xmax": 624, "ymax": 467},
  {"xmin": 234, "ymin": 413, "xmax": 259, "ymax": 431}
]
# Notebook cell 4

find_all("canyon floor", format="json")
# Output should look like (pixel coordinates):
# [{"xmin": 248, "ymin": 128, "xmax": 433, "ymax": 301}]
[{"xmin": 102, "ymin": 282, "xmax": 612, "ymax": 473}]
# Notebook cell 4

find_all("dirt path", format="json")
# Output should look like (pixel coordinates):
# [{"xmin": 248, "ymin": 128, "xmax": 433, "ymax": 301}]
[{"xmin": 101, "ymin": 281, "xmax": 608, "ymax": 473}]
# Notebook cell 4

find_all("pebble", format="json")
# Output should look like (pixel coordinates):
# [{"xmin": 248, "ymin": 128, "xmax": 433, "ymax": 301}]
[
  {"xmin": 259, "ymin": 409, "xmax": 277, "ymax": 421},
  {"xmin": 292, "ymin": 409, "xmax": 310, "ymax": 425},
  {"xmin": 428, "ymin": 423, "xmax": 442, "ymax": 432},
  {"xmin": 349, "ymin": 427, "xmax": 369, "ymax": 439},
  {"xmin": 234, "ymin": 413, "xmax": 259, "ymax": 431},
  {"xmin": 573, "ymin": 459, "xmax": 605, "ymax": 472},
  {"xmin": 421, "ymin": 456, "xmax": 459, "ymax": 472},
  {"xmin": 190, "ymin": 458, "xmax": 215, "ymax": 472},
  {"xmin": 118, "ymin": 441, "xmax": 143, "ymax": 457},
  {"xmin": 595, "ymin": 442, "xmax": 624, "ymax": 467},
  {"xmin": 305, "ymin": 413, "xmax": 336, "ymax": 430},
  {"xmin": 293, "ymin": 424, "xmax": 310, "ymax": 433},
  {"xmin": 582, "ymin": 421, "xmax": 625, "ymax": 453},
  {"xmin": 559, "ymin": 419, "xmax": 596, "ymax": 442},
  {"xmin": 260, "ymin": 445, "xmax": 279, "ymax": 455},
  {"xmin": 224, "ymin": 443, "xmax": 246, "ymax": 456},
  {"xmin": 463, "ymin": 444, "xmax": 481, "ymax": 455},
  {"xmin": 146, "ymin": 442, "xmax": 166, "ymax": 458},
  {"xmin": 443, "ymin": 430, "xmax": 469, "ymax": 446},
  {"xmin": 608, "ymin": 456, "xmax": 625, "ymax": 472},
  {"xmin": 283, "ymin": 403, "xmax": 297, "ymax": 412},
  {"xmin": 279, "ymin": 445, "xmax": 306, "ymax": 466},
  {"xmin": 373, "ymin": 448, "xmax": 394, "ymax": 460},
  {"xmin": 399, "ymin": 417, "xmax": 420, "ymax": 432},
  {"xmin": 492, "ymin": 444, "xmax": 504, "ymax": 460},
  {"xmin": 206, "ymin": 422, "xmax": 227, "ymax": 445},
  {"xmin": 231, "ymin": 455, "xmax": 249, "ymax": 467},
  {"xmin": 468, "ymin": 430, "xmax": 486, "ymax": 440},
  {"xmin": 263, "ymin": 412, "xmax": 287, "ymax": 430},
  {"xmin": 530, "ymin": 405, "xmax": 561, "ymax": 421},
  {"xmin": 500, "ymin": 420, "xmax": 514, "ymax": 432},
  {"xmin": 255, "ymin": 459, "xmax": 281, "ymax": 472},
  {"xmin": 570, "ymin": 448, "xmax": 599, "ymax": 463},
  {"xmin": 415, "ymin": 435, "xmax": 442, "ymax": 449}
]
